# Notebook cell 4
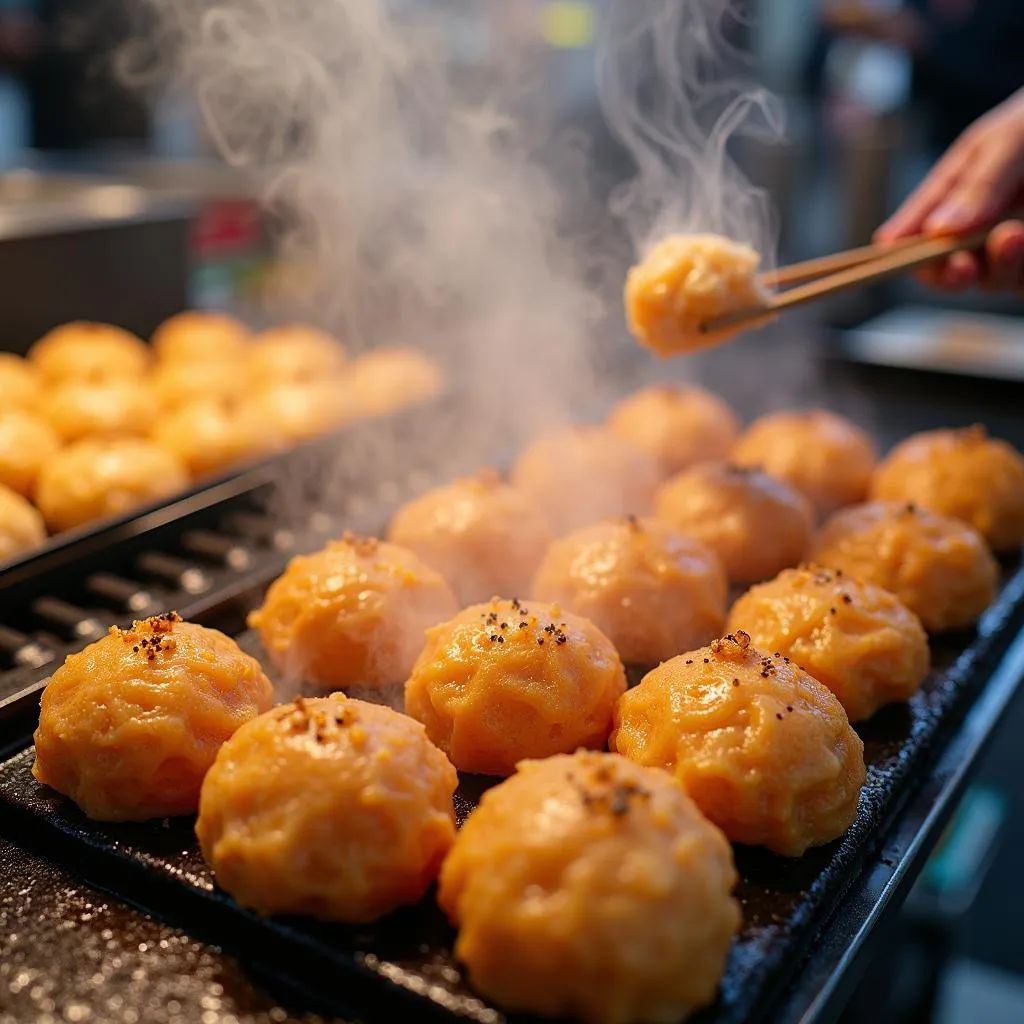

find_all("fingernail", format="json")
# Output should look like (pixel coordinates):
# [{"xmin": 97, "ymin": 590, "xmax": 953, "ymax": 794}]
[{"xmin": 925, "ymin": 204, "xmax": 970, "ymax": 232}]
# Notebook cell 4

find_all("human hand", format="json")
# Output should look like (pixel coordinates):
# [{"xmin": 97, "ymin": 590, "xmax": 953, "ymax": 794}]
[{"xmin": 875, "ymin": 89, "xmax": 1024, "ymax": 292}]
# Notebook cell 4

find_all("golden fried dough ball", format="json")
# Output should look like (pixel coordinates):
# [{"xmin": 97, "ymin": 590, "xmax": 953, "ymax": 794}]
[
  {"xmin": 0, "ymin": 411, "xmax": 60, "ymax": 497},
  {"xmin": 28, "ymin": 321, "xmax": 150, "ymax": 383},
  {"xmin": 510, "ymin": 426, "xmax": 660, "ymax": 536},
  {"xmin": 248, "ymin": 380, "xmax": 356, "ymax": 443},
  {"xmin": 248, "ymin": 324, "xmax": 347, "ymax": 384},
  {"xmin": 612, "ymin": 631, "xmax": 865, "ymax": 856},
  {"xmin": 197, "ymin": 695, "xmax": 457, "ymax": 922},
  {"xmin": 655, "ymin": 462, "xmax": 814, "ymax": 583},
  {"xmin": 731, "ymin": 409, "xmax": 877, "ymax": 514},
  {"xmin": 32, "ymin": 613, "xmax": 273, "ymax": 821},
  {"xmin": 812, "ymin": 501, "xmax": 998, "ymax": 632},
  {"xmin": 387, "ymin": 470, "xmax": 553, "ymax": 606},
  {"xmin": 405, "ymin": 598, "xmax": 626, "ymax": 776},
  {"xmin": 870, "ymin": 425, "xmax": 1024, "ymax": 552},
  {"xmin": 531, "ymin": 516, "xmax": 727, "ymax": 666},
  {"xmin": 347, "ymin": 346, "xmax": 443, "ymax": 417},
  {"xmin": 607, "ymin": 383, "xmax": 740, "ymax": 478},
  {"xmin": 727, "ymin": 566, "xmax": 929, "ymax": 721},
  {"xmin": 35, "ymin": 438, "xmax": 189, "ymax": 533},
  {"xmin": 624, "ymin": 234, "xmax": 768, "ymax": 356},
  {"xmin": 151, "ymin": 399, "xmax": 282, "ymax": 479},
  {"xmin": 151, "ymin": 359, "xmax": 250, "ymax": 412},
  {"xmin": 0, "ymin": 484, "xmax": 46, "ymax": 562},
  {"xmin": 40, "ymin": 380, "xmax": 158, "ymax": 444},
  {"xmin": 249, "ymin": 533, "xmax": 458, "ymax": 690},
  {"xmin": 0, "ymin": 353, "xmax": 41, "ymax": 410},
  {"xmin": 438, "ymin": 751, "xmax": 739, "ymax": 1024},
  {"xmin": 151, "ymin": 310, "xmax": 251, "ymax": 363}
]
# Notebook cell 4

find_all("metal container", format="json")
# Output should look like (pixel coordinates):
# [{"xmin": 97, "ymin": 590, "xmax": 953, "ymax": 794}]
[{"xmin": 0, "ymin": 170, "xmax": 196, "ymax": 353}]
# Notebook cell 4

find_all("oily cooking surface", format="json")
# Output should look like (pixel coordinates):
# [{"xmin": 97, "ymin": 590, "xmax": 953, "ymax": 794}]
[{"xmin": 2, "ymin": 563, "xmax": 1024, "ymax": 1024}]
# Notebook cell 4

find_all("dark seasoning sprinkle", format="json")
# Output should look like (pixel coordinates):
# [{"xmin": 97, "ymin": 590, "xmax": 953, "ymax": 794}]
[
  {"xmin": 118, "ymin": 611, "xmax": 182, "ymax": 662},
  {"xmin": 282, "ymin": 696, "xmax": 353, "ymax": 744},
  {"xmin": 567, "ymin": 767, "xmax": 652, "ymax": 818}
]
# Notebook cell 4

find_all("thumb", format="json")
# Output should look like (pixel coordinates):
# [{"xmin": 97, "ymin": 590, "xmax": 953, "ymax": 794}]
[{"xmin": 925, "ymin": 139, "xmax": 1023, "ymax": 234}]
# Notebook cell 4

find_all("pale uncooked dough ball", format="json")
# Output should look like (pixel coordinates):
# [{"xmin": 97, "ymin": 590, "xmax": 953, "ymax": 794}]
[
  {"xmin": 151, "ymin": 311, "xmax": 251, "ymax": 363},
  {"xmin": 0, "ymin": 483, "xmax": 46, "ymax": 562},
  {"xmin": 35, "ymin": 438, "xmax": 189, "ymax": 532},
  {"xmin": 28, "ymin": 322, "xmax": 150, "ymax": 383},
  {"xmin": 40, "ymin": 380, "xmax": 158, "ymax": 444},
  {"xmin": 0, "ymin": 411, "xmax": 61, "ymax": 497},
  {"xmin": 0, "ymin": 353, "xmax": 42, "ymax": 410}
]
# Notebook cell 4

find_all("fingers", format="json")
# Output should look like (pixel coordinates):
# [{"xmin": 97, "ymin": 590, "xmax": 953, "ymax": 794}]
[
  {"xmin": 985, "ymin": 220, "xmax": 1024, "ymax": 290},
  {"xmin": 915, "ymin": 250, "xmax": 979, "ymax": 291},
  {"xmin": 924, "ymin": 135, "xmax": 1024, "ymax": 234},
  {"xmin": 875, "ymin": 138, "xmax": 974, "ymax": 241}
]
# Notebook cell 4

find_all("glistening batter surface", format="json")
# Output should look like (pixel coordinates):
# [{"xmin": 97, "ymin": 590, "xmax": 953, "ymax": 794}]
[{"xmin": 2, "ymin": 570, "xmax": 1023, "ymax": 1024}]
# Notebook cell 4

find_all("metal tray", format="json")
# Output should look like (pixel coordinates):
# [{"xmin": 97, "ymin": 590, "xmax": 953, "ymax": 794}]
[
  {"xmin": 0, "ymin": 398, "xmax": 446, "ymax": 590},
  {"xmin": 1, "ymin": 557, "xmax": 1023, "ymax": 1024}
]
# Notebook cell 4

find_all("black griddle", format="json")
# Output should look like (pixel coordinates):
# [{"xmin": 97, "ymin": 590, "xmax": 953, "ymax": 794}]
[{"xmin": 1, "ymin": 561, "xmax": 1023, "ymax": 1024}]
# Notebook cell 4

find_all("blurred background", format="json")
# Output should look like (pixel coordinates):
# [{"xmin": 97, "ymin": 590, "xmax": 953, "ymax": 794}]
[{"xmin": 0, "ymin": 2, "xmax": 1020, "ymax": 1021}]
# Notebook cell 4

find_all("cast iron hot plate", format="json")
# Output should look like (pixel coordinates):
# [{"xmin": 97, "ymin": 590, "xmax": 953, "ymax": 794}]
[{"xmin": 2, "ymin": 561, "xmax": 1023, "ymax": 1024}]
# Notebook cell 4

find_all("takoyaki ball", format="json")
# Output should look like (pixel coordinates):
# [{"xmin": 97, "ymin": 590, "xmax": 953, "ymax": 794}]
[
  {"xmin": 347, "ymin": 346, "xmax": 443, "ymax": 417},
  {"xmin": 612, "ymin": 631, "xmax": 866, "ymax": 856},
  {"xmin": 0, "ymin": 484, "xmax": 46, "ymax": 563},
  {"xmin": 531, "ymin": 517, "xmax": 727, "ymax": 666},
  {"xmin": 0, "ymin": 352, "xmax": 41, "ymax": 410},
  {"xmin": 151, "ymin": 399, "xmax": 282, "ymax": 480},
  {"xmin": 731, "ymin": 410, "xmax": 877, "ymax": 514},
  {"xmin": 151, "ymin": 310, "xmax": 251, "ymax": 364},
  {"xmin": 152, "ymin": 359, "xmax": 250, "ymax": 412},
  {"xmin": 727, "ymin": 567, "xmax": 929, "ymax": 722},
  {"xmin": 624, "ymin": 233, "xmax": 768, "ymax": 356},
  {"xmin": 32, "ymin": 612, "xmax": 273, "ymax": 821},
  {"xmin": 870, "ymin": 425, "xmax": 1024, "ymax": 552},
  {"xmin": 28, "ymin": 321, "xmax": 150, "ymax": 383},
  {"xmin": 387, "ymin": 470, "xmax": 554, "ymax": 606},
  {"xmin": 197, "ymin": 695, "xmax": 457, "ymax": 923},
  {"xmin": 248, "ymin": 380, "xmax": 355, "ymax": 443},
  {"xmin": 812, "ymin": 501, "xmax": 998, "ymax": 633},
  {"xmin": 404, "ymin": 598, "xmax": 626, "ymax": 776},
  {"xmin": 248, "ymin": 534, "xmax": 459, "ymax": 691},
  {"xmin": 40, "ymin": 380, "xmax": 158, "ymax": 444},
  {"xmin": 655, "ymin": 462, "xmax": 814, "ymax": 584},
  {"xmin": 248, "ymin": 324, "xmax": 347, "ymax": 384},
  {"xmin": 438, "ymin": 751, "xmax": 739, "ymax": 1024},
  {"xmin": 510, "ymin": 426, "xmax": 661, "ymax": 536},
  {"xmin": 607, "ymin": 384, "xmax": 740, "ymax": 478},
  {"xmin": 0, "ymin": 411, "xmax": 60, "ymax": 497},
  {"xmin": 35, "ymin": 438, "xmax": 189, "ymax": 533}
]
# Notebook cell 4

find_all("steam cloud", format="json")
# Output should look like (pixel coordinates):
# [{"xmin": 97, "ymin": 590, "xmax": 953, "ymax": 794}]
[
  {"xmin": 116, "ymin": 0, "xmax": 848, "ymax": 525},
  {"xmin": 596, "ymin": 0, "xmax": 785, "ymax": 264},
  {"xmin": 122, "ymin": 0, "xmax": 609, "ymax": 471}
]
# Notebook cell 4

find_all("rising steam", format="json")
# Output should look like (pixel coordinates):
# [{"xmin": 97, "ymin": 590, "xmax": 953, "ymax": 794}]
[
  {"xmin": 114, "ymin": 0, "xmax": 819, "ymax": 518},
  {"xmin": 121, "ymin": 0, "xmax": 608, "ymax": 462},
  {"xmin": 596, "ymin": 0, "xmax": 785, "ymax": 265}
]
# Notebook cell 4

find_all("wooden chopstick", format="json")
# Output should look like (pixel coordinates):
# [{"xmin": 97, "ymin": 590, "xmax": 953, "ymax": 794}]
[
  {"xmin": 759, "ymin": 235, "xmax": 926, "ymax": 288},
  {"xmin": 701, "ymin": 227, "xmax": 991, "ymax": 336}
]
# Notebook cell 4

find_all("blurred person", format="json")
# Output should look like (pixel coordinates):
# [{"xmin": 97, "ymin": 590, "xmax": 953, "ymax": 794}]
[{"xmin": 876, "ymin": 86, "xmax": 1024, "ymax": 292}]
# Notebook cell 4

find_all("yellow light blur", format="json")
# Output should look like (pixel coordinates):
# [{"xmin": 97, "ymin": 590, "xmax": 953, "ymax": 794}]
[{"xmin": 539, "ymin": 1, "xmax": 596, "ymax": 49}]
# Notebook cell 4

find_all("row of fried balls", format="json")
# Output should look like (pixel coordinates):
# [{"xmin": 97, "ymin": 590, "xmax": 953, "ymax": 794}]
[
  {"xmin": 30, "ymin": 384, "xmax": 1024, "ymax": 1024},
  {"xmin": 0, "ymin": 312, "xmax": 441, "ymax": 561}
]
